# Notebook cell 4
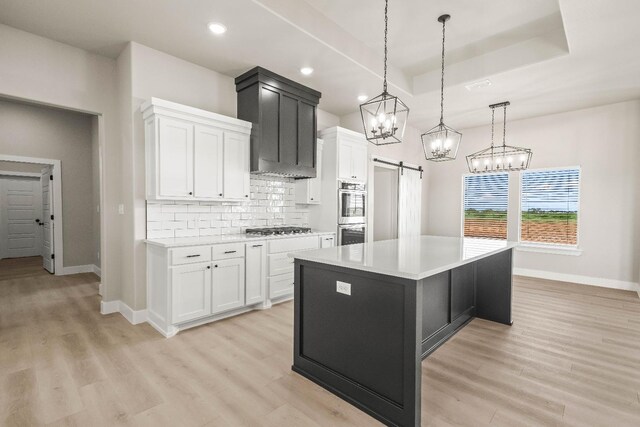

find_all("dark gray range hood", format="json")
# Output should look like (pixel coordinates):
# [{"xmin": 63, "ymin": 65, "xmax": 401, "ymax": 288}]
[{"xmin": 235, "ymin": 67, "xmax": 321, "ymax": 178}]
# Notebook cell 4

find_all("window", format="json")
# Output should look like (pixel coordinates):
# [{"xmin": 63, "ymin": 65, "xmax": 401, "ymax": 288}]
[
  {"xmin": 520, "ymin": 167, "xmax": 580, "ymax": 246},
  {"xmin": 463, "ymin": 173, "xmax": 509, "ymax": 240}
]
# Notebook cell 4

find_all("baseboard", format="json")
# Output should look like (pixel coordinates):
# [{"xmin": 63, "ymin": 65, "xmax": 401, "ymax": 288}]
[
  {"xmin": 514, "ymin": 268, "xmax": 640, "ymax": 293},
  {"xmin": 98, "ymin": 283, "xmax": 104, "ymax": 296},
  {"xmin": 99, "ymin": 299, "xmax": 148, "ymax": 325},
  {"xmin": 93, "ymin": 265, "xmax": 101, "ymax": 277},
  {"xmin": 61, "ymin": 264, "xmax": 95, "ymax": 275}
]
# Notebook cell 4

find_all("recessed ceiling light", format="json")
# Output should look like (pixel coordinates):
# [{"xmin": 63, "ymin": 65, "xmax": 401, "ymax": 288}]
[
  {"xmin": 300, "ymin": 67, "xmax": 314, "ymax": 76},
  {"xmin": 464, "ymin": 79, "xmax": 492, "ymax": 91},
  {"xmin": 208, "ymin": 22, "xmax": 227, "ymax": 35},
  {"xmin": 357, "ymin": 95, "xmax": 368, "ymax": 102}
]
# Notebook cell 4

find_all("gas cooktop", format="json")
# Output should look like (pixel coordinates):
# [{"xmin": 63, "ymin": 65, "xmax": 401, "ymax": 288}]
[{"xmin": 245, "ymin": 226, "xmax": 312, "ymax": 236}]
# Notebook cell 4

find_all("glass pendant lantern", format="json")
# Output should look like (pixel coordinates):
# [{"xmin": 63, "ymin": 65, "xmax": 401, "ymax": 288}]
[
  {"xmin": 360, "ymin": 0, "xmax": 409, "ymax": 145},
  {"xmin": 422, "ymin": 14, "xmax": 462, "ymax": 162},
  {"xmin": 466, "ymin": 102, "xmax": 533, "ymax": 173}
]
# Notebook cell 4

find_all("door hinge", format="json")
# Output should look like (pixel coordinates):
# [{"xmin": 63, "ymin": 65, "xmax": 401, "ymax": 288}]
[
  {"xmin": 50, "ymin": 175, "xmax": 53, "ymax": 181},
  {"xmin": 51, "ymin": 254, "xmax": 55, "ymax": 260},
  {"xmin": 50, "ymin": 214, "xmax": 54, "ymax": 220}
]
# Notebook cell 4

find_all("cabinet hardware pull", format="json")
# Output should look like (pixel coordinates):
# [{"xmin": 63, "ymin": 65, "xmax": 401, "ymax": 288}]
[
  {"xmin": 324, "ymin": 238, "xmax": 333, "ymax": 240},
  {"xmin": 214, "ymin": 264, "xmax": 218, "ymax": 268},
  {"xmin": 245, "ymin": 195, "xmax": 249, "ymax": 197},
  {"xmin": 219, "ymin": 193, "xmax": 223, "ymax": 196},
  {"xmin": 224, "ymin": 250, "xmax": 237, "ymax": 254},
  {"xmin": 189, "ymin": 191, "xmax": 193, "ymax": 195},
  {"xmin": 252, "ymin": 244, "xmax": 263, "ymax": 247},
  {"xmin": 186, "ymin": 254, "xmax": 201, "ymax": 258},
  {"xmin": 207, "ymin": 266, "xmax": 211, "ymax": 269}
]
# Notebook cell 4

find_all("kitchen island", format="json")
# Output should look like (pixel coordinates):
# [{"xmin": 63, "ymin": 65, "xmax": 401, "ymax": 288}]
[{"xmin": 291, "ymin": 235, "xmax": 517, "ymax": 427}]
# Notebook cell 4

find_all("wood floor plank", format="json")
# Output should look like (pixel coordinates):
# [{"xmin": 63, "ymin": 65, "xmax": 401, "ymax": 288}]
[{"xmin": 1, "ymin": 257, "xmax": 640, "ymax": 426}]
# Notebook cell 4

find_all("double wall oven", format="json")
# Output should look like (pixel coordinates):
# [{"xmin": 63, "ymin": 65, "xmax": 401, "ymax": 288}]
[{"xmin": 338, "ymin": 182, "xmax": 366, "ymax": 245}]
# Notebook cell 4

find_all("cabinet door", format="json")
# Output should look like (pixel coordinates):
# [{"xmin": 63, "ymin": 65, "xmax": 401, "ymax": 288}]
[
  {"xmin": 260, "ymin": 86, "xmax": 280, "ymax": 163},
  {"xmin": 297, "ymin": 101, "xmax": 316, "ymax": 168},
  {"xmin": 280, "ymin": 94, "xmax": 299, "ymax": 166},
  {"xmin": 212, "ymin": 258, "xmax": 245, "ymax": 314},
  {"xmin": 194, "ymin": 125, "xmax": 224, "ymax": 199},
  {"xmin": 158, "ymin": 117, "xmax": 193, "ymax": 198},
  {"xmin": 307, "ymin": 140, "xmax": 323, "ymax": 203},
  {"xmin": 245, "ymin": 242, "xmax": 266, "ymax": 305},
  {"xmin": 351, "ymin": 143, "xmax": 368, "ymax": 182},
  {"xmin": 171, "ymin": 262, "xmax": 211, "ymax": 324},
  {"xmin": 338, "ymin": 141, "xmax": 353, "ymax": 180},
  {"xmin": 320, "ymin": 235, "xmax": 335, "ymax": 248},
  {"xmin": 223, "ymin": 132, "xmax": 250, "ymax": 199}
]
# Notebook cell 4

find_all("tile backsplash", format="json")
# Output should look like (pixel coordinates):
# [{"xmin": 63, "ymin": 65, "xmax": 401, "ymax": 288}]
[{"xmin": 146, "ymin": 176, "xmax": 310, "ymax": 239}]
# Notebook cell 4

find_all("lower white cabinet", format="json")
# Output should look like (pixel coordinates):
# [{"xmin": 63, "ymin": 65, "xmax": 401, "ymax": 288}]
[
  {"xmin": 245, "ymin": 242, "xmax": 267, "ymax": 305},
  {"xmin": 146, "ymin": 232, "xmax": 336, "ymax": 337},
  {"xmin": 212, "ymin": 258, "xmax": 245, "ymax": 314},
  {"xmin": 171, "ymin": 262, "xmax": 212, "ymax": 324}
]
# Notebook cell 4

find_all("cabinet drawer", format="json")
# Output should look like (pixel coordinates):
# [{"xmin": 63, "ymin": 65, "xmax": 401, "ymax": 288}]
[
  {"xmin": 269, "ymin": 273, "xmax": 294, "ymax": 299},
  {"xmin": 171, "ymin": 246, "xmax": 212, "ymax": 266},
  {"xmin": 211, "ymin": 242, "xmax": 245, "ymax": 260},
  {"xmin": 268, "ymin": 253, "xmax": 294, "ymax": 276},
  {"xmin": 268, "ymin": 236, "xmax": 319, "ymax": 254}
]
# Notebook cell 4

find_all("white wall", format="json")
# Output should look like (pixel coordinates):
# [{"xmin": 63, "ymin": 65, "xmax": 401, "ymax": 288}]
[
  {"xmin": 0, "ymin": 24, "xmax": 120, "ymax": 300},
  {"xmin": 426, "ymin": 100, "xmax": 640, "ymax": 286},
  {"xmin": 0, "ymin": 99, "xmax": 98, "ymax": 268}
]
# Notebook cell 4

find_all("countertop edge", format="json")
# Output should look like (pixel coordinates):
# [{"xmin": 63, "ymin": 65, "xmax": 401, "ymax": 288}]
[
  {"xmin": 144, "ymin": 231, "xmax": 336, "ymax": 248},
  {"xmin": 291, "ymin": 242, "xmax": 518, "ymax": 280}
]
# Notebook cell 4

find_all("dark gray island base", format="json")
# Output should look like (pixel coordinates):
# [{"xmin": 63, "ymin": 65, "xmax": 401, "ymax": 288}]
[{"xmin": 292, "ymin": 242, "xmax": 513, "ymax": 427}]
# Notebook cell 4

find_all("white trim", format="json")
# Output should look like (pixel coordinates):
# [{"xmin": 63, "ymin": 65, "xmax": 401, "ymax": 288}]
[
  {"xmin": 514, "ymin": 268, "xmax": 640, "ymax": 292},
  {"xmin": 98, "ymin": 283, "xmax": 104, "ymax": 296},
  {"xmin": 93, "ymin": 265, "xmax": 101, "ymax": 277},
  {"xmin": 0, "ymin": 170, "xmax": 41, "ymax": 178},
  {"xmin": 61, "ymin": 264, "xmax": 95, "ymax": 275},
  {"xmin": 516, "ymin": 244, "xmax": 583, "ymax": 256},
  {"xmin": 100, "ymin": 299, "xmax": 148, "ymax": 325}
]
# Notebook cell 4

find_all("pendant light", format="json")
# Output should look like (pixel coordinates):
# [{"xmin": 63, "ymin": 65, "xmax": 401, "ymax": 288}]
[
  {"xmin": 466, "ymin": 101, "xmax": 532, "ymax": 173},
  {"xmin": 422, "ymin": 14, "xmax": 462, "ymax": 162},
  {"xmin": 360, "ymin": 0, "xmax": 409, "ymax": 145}
]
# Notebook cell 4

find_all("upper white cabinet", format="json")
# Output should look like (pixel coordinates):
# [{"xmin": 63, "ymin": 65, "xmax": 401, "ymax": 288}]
[
  {"xmin": 336, "ymin": 132, "xmax": 368, "ymax": 182},
  {"xmin": 295, "ymin": 139, "xmax": 323, "ymax": 204},
  {"xmin": 142, "ymin": 98, "xmax": 252, "ymax": 201}
]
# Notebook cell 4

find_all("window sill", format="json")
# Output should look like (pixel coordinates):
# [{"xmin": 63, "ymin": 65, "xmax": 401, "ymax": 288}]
[{"xmin": 516, "ymin": 244, "xmax": 583, "ymax": 256}]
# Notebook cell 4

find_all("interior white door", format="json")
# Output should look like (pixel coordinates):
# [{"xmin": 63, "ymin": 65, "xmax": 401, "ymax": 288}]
[
  {"xmin": 0, "ymin": 176, "xmax": 42, "ymax": 260},
  {"xmin": 194, "ymin": 125, "xmax": 224, "ymax": 199},
  {"xmin": 223, "ymin": 132, "xmax": 250, "ymax": 199},
  {"xmin": 397, "ymin": 168, "xmax": 422, "ymax": 237},
  {"xmin": 41, "ymin": 167, "xmax": 55, "ymax": 273},
  {"xmin": 158, "ymin": 117, "xmax": 193, "ymax": 198}
]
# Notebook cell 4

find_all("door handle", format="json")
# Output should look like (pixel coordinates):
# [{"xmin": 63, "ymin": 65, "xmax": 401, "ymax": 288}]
[{"xmin": 35, "ymin": 219, "xmax": 40, "ymax": 223}]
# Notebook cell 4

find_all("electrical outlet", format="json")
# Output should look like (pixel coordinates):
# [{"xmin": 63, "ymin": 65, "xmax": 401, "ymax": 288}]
[
  {"xmin": 118, "ymin": 204, "xmax": 124, "ymax": 215},
  {"xmin": 336, "ymin": 281, "xmax": 351, "ymax": 296}
]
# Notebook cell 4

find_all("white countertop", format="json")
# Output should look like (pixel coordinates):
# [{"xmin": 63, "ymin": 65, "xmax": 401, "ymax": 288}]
[
  {"xmin": 291, "ymin": 235, "xmax": 518, "ymax": 280},
  {"xmin": 145, "ymin": 231, "xmax": 335, "ymax": 248}
]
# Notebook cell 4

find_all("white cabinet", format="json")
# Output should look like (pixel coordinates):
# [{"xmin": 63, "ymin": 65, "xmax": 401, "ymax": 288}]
[
  {"xmin": 320, "ymin": 234, "xmax": 336, "ymax": 248},
  {"xmin": 223, "ymin": 132, "xmax": 251, "ymax": 199},
  {"xmin": 142, "ymin": 98, "xmax": 252, "ymax": 201},
  {"xmin": 158, "ymin": 117, "xmax": 194, "ymax": 198},
  {"xmin": 171, "ymin": 262, "xmax": 212, "ymax": 323},
  {"xmin": 211, "ymin": 258, "xmax": 245, "ymax": 314},
  {"xmin": 245, "ymin": 242, "xmax": 266, "ymax": 305},
  {"xmin": 194, "ymin": 125, "xmax": 224, "ymax": 199},
  {"xmin": 296, "ymin": 139, "xmax": 323, "ymax": 204},
  {"xmin": 338, "ymin": 137, "xmax": 368, "ymax": 182}
]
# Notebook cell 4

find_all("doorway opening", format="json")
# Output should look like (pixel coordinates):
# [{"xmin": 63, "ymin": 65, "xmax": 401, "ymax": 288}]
[{"xmin": 0, "ymin": 158, "xmax": 63, "ymax": 274}]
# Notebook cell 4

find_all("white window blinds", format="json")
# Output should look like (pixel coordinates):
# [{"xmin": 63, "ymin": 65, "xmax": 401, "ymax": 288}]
[
  {"xmin": 463, "ymin": 173, "xmax": 509, "ymax": 240},
  {"xmin": 520, "ymin": 168, "xmax": 580, "ymax": 246}
]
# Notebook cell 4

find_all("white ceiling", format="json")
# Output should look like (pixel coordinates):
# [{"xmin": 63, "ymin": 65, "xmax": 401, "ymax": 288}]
[{"xmin": 1, "ymin": 0, "xmax": 639, "ymax": 131}]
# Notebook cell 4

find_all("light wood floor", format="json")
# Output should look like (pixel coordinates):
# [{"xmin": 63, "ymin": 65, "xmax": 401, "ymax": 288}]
[{"xmin": 1, "ymin": 257, "xmax": 640, "ymax": 426}]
